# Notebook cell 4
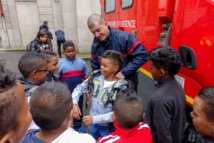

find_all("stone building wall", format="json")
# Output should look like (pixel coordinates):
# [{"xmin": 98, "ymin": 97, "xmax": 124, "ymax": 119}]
[{"xmin": 0, "ymin": 0, "xmax": 101, "ymax": 53}]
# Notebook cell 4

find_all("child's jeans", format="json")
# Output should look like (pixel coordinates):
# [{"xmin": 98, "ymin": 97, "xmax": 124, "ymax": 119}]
[{"xmin": 89, "ymin": 124, "xmax": 111, "ymax": 140}]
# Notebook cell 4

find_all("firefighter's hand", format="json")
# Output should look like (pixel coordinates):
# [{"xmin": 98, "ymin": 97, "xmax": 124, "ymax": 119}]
[
  {"xmin": 116, "ymin": 72, "xmax": 125, "ymax": 79},
  {"xmin": 73, "ymin": 104, "xmax": 81, "ymax": 120},
  {"xmin": 83, "ymin": 115, "xmax": 93, "ymax": 125}
]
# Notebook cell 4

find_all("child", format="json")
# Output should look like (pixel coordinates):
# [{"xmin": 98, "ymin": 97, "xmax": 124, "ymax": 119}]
[
  {"xmin": 0, "ymin": 65, "xmax": 32, "ymax": 143},
  {"xmin": 17, "ymin": 52, "xmax": 48, "ymax": 97},
  {"xmin": 144, "ymin": 46, "xmax": 186, "ymax": 143},
  {"xmin": 72, "ymin": 50, "xmax": 124, "ymax": 140},
  {"xmin": 98, "ymin": 88, "xmax": 152, "ymax": 143},
  {"xmin": 55, "ymin": 41, "xmax": 90, "ymax": 133},
  {"xmin": 41, "ymin": 50, "xmax": 59, "ymax": 82},
  {"xmin": 22, "ymin": 82, "xmax": 95, "ymax": 143},
  {"xmin": 30, "ymin": 29, "xmax": 52, "ymax": 52},
  {"xmin": 191, "ymin": 87, "xmax": 214, "ymax": 142}
]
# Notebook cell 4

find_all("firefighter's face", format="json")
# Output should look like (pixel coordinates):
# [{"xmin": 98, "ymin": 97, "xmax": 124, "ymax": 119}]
[
  {"xmin": 190, "ymin": 96, "xmax": 214, "ymax": 138},
  {"xmin": 100, "ymin": 58, "xmax": 119, "ymax": 78},
  {"xmin": 89, "ymin": 23, "xmax": 109, "ymax": 41}
]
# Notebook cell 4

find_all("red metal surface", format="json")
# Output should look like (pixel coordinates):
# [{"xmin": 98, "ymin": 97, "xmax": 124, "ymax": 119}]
[
  {"xmin": 178, "ymin": 0, "xmax": 214, "ymax": 99},
  {"xmin": 0, "ymin": 0, "xmax": 4, "ymax": 17},
  {"xmin": 100, "ymin": 0, "xmax": 214, "ymax": 103}
]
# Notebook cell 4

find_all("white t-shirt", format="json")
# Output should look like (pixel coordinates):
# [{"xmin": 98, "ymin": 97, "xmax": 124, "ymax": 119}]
[
  {"xmin": 103, "ymin": 80, "xmax": 116, "ymax": 89},
  {"xmin": 52, "ymin": 127, "xmax": 95, "ymax": 143}
]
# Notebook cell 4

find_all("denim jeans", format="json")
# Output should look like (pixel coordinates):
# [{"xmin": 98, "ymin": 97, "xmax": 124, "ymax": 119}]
[{"xmin": 89, "ymin": 124, "xmax": 111, "ymax": 141}]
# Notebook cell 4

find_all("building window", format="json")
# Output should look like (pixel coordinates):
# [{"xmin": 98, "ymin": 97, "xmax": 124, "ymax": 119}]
[
  {"xmin": 122, "ymin": 0, "xmax": 133, "ymax": 9},
  {"xmin": 105, "ymin": 0, "xmax": 115, "ymax": 13}
]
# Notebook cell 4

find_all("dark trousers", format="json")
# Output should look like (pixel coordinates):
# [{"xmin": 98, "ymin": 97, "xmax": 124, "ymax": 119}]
[
  {"xmin": 73, "ymin": 94, "xmax": 84, "ymax": 130},
  {"xmin": 57, "ymin": 38, "xmax": 65, "ymax": 58}
]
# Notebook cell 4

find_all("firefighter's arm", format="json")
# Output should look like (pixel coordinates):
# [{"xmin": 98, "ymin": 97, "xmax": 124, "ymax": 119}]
[
  {"xmin": 90, "ymin": 42, "xmax": 100, "ymax": 71},
  {"xmin": 92, "ymin": 111, "xmax": 114, "ymax": 124},
  {"xmin": 153, "ymin": 100, "xmax": 172, "ymax": 143},
  {"xmin": 116, "ymin": 71, "xmax": 125, "ymax": 79},
  {"xmin": 120, "ymin": 35, "xmax": 149, "ymax": 77}
]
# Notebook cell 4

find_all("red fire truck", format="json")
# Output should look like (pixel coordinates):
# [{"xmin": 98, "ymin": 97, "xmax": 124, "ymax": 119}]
[{"xmin": 100, "ymin": 0, "xmax": 214, "ymax": 124}]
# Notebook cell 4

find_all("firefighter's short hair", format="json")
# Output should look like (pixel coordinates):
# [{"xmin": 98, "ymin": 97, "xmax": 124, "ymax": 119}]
[{"xmin": 87, "ymin": 13, "xmax": 105, "ymax": 28}]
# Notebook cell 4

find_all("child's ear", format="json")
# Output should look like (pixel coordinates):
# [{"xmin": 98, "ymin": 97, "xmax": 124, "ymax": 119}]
[
  {"xmin": 111, "ymin": 113, "xmax": 116, "ymax": 122},
  {"xmin": 30, "ymin": 71, "xmax": 37, "ymax": 79},
  {"xmin": 160, "ymin": 69, "xmax": 169, "ymax": 77},
  {"xmin": 68, "ymin": 109, "xmax": 73, "ymax": 120},
  {"xmin": 211, "ymin": 122, "xmax": 214, "ymax": 134},
  {"xmin": 114, "ymin": 65, "xmax": 119, "ymax": 72},
  {"xmin": 0, "ymin": 131, "xmax": 14, "ymax": 143},
  {"xmin": 143, "ymin": 112, "xmax": 145, "ymax": 119}
]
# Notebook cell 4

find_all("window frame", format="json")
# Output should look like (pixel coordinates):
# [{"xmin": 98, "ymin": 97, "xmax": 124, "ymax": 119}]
[
  {"xmin": 121, "ymin": 0, "xmax": 133, "ymax": 10},
  {"xmin": 104, "ymin": 0, "xmax": 116, "ymax": 14}
]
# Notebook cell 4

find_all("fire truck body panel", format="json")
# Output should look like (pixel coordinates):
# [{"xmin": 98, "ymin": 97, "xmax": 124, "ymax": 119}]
[{"xmin": 100, "ymin": 0, "xmax": 214, "ymax": 107}]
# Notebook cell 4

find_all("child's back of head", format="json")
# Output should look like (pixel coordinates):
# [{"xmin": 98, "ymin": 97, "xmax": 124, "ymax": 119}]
[
  {"xmin": 114, "ymin": 88, "xmax": 144, "ymax": 129},
  {"xmin": 30, "ymin": 82, "xmax": 72, "ymax": 130},
  {"xmin": 149, "ymin": 46, "xmax": 181, "ymax": 76},
  {"xmin": 25, "ymin": 82, "xmax": 95, "ymax": 143},
  {"xmin": 0, "ymin": 65, "xmax": 32, "ymax": 142},
  {"xmin": 98, "ymin": 88, "xmax": 152, "ymax": 143}
]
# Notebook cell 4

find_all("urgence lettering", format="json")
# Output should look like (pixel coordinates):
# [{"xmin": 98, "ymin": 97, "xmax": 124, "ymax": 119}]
[{"xmin": 107, "ymin": 20, "xmax": 136, "ymax": 28}]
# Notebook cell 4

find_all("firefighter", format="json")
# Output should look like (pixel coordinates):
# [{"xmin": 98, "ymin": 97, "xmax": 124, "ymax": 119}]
[{"xmin": 87, "ymin": 14, "xmax": 149, "ymax": 88}]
